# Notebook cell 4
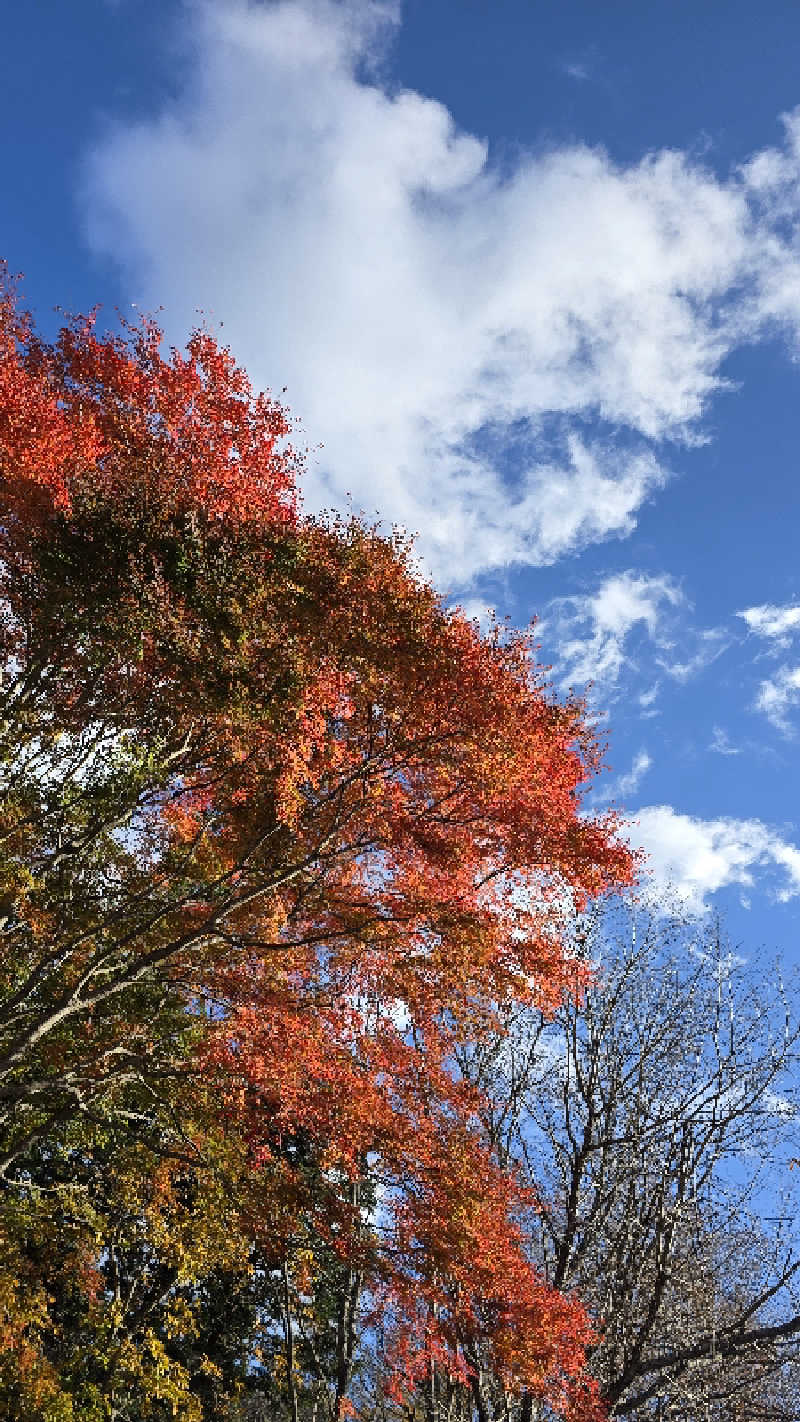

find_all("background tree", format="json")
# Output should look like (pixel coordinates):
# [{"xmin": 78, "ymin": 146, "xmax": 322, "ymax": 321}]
[
  {"xmin": 451, "ymin": 904, "xmax": 800, "ymax": 1421},
  {"xmin": 0, "ymin": 269, "xmax": 634, "ymax": 1418}
]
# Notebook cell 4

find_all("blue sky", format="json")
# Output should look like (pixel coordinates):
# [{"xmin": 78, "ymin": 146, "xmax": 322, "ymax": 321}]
[{"xmin": 7, "ymin": 0, "xmax": 800, "ymax": 949}]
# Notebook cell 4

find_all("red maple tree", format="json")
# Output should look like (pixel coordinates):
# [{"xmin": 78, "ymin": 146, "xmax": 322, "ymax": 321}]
[{"xmin": 0, "ymin": 267, "xmax": 635, "ymax": 1418}]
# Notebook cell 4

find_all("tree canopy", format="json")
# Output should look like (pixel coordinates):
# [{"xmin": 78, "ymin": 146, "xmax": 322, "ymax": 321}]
[
  {"xmin": 0, "ymin": 268, "xmax": 635, "ymax": 1419},
  {"xmin": 453, "ymin": 904, "xmax": 800, "ymax": 1421}
]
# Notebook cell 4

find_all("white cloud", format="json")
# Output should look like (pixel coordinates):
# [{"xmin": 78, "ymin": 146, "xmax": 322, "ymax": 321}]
[
  {"xmin": 740, "ymin": 111, "xmax": 800, "ymax": 334},
  {"xmin": 628, "ymin": 805, "xmax": 800, "ymax": 913},
  {"xmin": 638, "ymin": 683, "xmax": 661, "ymax": 710},
  {"xmin": 657, "ymin": 627, "xmax": 730, "ymax": 683},
  {"xmin": 546, "ymin": 570, "xmax": 684, "ymax": 696},
  {"xmin": 544, "ymin": 572, "xmax": 729, "ymax": 703},
  {"xmin": 709, "ymin": 725, "xmax": 741, "ymax": 756},
  {"xmin": 456, "ymin": 597, "xmax": 496, "ymax": 629},
  {"xmin": 563, "ymin": 61, "xmax": 591, "ymax": 83},
  {"xmin": 755, "ymin": 664, "xmax": 800, "ymax": 732},
  {"xmin": 80, "ymin": 0, "xmax": 800, "ymax": 584},
  {"xmin": 762, "ymin": 1088, "xmax": 798, "ymax": 1120},
  {"xmin": 739, "ymin": 602, "xmax": 800, "ymax": 648},
  {"xmin": 601, "ymin": 748, "xmax": 652, "ymax": 802},
  {"xmin": 738, "ymin": 602, "xmax": 800, "ymax": 728},
  {"xmin": 737, "ymin": 605, "xmax": 800, "ymax": 731}
]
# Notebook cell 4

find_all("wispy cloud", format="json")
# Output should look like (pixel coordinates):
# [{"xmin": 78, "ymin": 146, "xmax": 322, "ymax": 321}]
[
  {"xmin": 81, "ymin": 0, "xmax": 800, "ymax": 584},
  {"xmin": 657, "ymin": 627, "xmax": 730, "ymax": 683},
  {"xmin": 563, "ymin": 61, "xmax": 591, "ymax": 82},
  {"xmin": 628, "ymin": 804, "xmax": 800, "ymax": 913},
  {"xmin": 709, "ymin": 725, "xmax": 741, "ymax": 756},
  {"xmin": 600, "ymin": 748, "xmax": 652, "ymax": 803},
  {"xmin": 755, "ymin": 665, "xmax": 800, "ymax": 733},
  {"xmin": 739, "ymin": 602, "xmax": 800, "ymax": 648},
  {"xmin": 559, "ymin": 43, "xmax": 604, "ymax": 86},
  {"xmin": 543, "ymin": 570, "xmax": 684, "ymax": 698},
  {"xmin": 736, "ymin": 602, "xmax": 800, "ymax": 732}
]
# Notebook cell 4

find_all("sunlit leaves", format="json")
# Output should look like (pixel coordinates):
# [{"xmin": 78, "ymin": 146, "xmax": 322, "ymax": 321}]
[{"xmin": 0, "ymin": 274, "xmax": 636, "ymax": 1418}]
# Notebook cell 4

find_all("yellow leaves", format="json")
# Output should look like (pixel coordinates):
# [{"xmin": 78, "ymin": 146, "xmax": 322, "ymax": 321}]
[
  {"xmin": 0, "ymin": 1232, "xmax": 76, "ymax": 1421},
  {"xmin": 292, "ymin": 1246, "xmax": 318, "ymax": 1297},
  {"xmin": 0, "ymin": 1122, "xmax": 262, "ymax": 1419},
  {"xmin": 113, "ymin": 1330, "xmax": 204, "ymax": 1421}
]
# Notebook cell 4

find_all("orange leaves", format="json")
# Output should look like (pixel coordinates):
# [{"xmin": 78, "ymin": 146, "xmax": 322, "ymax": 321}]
[
  {"xmin": 379, "ymin": 1122, "xmax": 596, "ymax": 1403},
  {"xmin": 166, "ymin": 521, "xmax": 633, "ymax": 1415},
  {"xmin": 274, "ymin": 661, "xmax": 358, "ymax": 828},
  {"xmin": 0, "ymin": 265, "xmax": 298, "ymax": 542},
  {"xmin": 198, "ymin": 951, "xmax": 603, "ymax": 1413},
  {"xmin": 0, "ymin": 278, "xmax": 634, "ymax": 1418}
]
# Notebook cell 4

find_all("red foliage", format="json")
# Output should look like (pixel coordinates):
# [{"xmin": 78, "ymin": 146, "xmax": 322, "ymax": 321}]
[
  {"xmin": 0, "ymin": 262, "xmax": 297, "ymax": 534},
  {"xmin": 0, "ymin": 270, "xmax": 635, "ymax": 1418}
]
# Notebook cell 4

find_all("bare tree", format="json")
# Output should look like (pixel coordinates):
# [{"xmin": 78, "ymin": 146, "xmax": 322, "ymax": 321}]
[{"xmin": 454, "ymin": 903, "xmax": 800, "ymax": 1421}]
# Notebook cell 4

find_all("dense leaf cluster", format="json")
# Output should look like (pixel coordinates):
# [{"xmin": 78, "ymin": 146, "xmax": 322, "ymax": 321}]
[{"xmin": 0, "ymin": 271, "xmax": 634, "ymax": 1420}]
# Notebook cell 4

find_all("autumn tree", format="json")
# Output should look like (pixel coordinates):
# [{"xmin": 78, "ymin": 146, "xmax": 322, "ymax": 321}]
[
  {"xmin": 450, "ymin": 904, "xmax": 800, "ymax": 1421},
  {"xmin": 0, "ymin": 267, "xmax": 634, "ymax": 1418}
]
